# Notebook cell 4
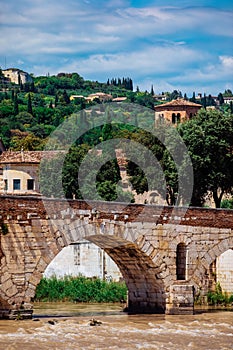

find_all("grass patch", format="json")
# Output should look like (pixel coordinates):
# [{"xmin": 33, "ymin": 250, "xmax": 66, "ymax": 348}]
[{"xmin": 35, "ymin": 276, "xmax": 127, "ymax": 303}]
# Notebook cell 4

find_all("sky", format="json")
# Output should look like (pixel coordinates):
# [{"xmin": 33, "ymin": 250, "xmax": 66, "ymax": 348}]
[{"xmin": 0, "ymin": 0, "xmax": 233, "ymax": 95}]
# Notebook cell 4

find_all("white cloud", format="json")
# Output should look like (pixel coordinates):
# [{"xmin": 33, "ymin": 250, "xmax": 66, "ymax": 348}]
[
  {"xmin": 0, "ymin": 1, "xmax": 232, "ymax": 94},
  {"xmin": 220, "ymin": 56, "xmax": 233, "ymax": 69}
]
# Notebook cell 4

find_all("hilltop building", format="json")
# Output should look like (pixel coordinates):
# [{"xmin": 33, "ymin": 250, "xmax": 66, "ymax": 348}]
[
  {"xmin": 223, "ymin": 96, "xmax": 233, "ymax": 104},
  {"xmin": 86, "ymin": 92, "xmax": 113, "ymax": 102},
  {"xmin": 70, "ymin": 92, "xmax": 113, "ymax": 103},
  {"xmin": 2, "ymin": 68, "xmax": 33, "ymax": 85},
  {"xmin": 155, "ymin": 98, "xmax": 202, "ymax": 124}
]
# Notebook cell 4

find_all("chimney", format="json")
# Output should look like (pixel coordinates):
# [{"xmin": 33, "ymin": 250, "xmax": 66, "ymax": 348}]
[{"xmin": 21, "ymin": 147, "xmax": 24, "ymax": 162}]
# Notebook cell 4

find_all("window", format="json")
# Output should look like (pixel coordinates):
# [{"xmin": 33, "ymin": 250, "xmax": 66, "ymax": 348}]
[
  {"xmin": 27, "ymin": 179, "xmax": 34, "ymax": 190},
  {"xmin": 176, "ymin": 243, "xmax": 187, "ymax": 280},
  {"xmin": 73, "ymin": 244, "xmax": 81, "ymax": 265},
  {"xmin": 4, "ymin": 179, "xmax": 8, "ymax": 191},
  {"xmin": 177, "ymin": 113, "xmax": 181, "ymax": 123},
  {"xmin": 159, "ymin": 114, "xmax": 164, "ymax": 123},
  {"xmin": 13, "ymin": 179, "xmax": 21, "ymax": 190},
  {"xmin": 172, "ymin": 113, "xmax": 176, "ymax": 124}
]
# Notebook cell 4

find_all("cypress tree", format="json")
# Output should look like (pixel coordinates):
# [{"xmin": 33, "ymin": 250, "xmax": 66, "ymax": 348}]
[
  {"xmin": 27, "ymin": 93, "xmax": 33, "ymax": 115},
  {"xmin": 55, "ymin": 94, "xmax": 58, "ymax": 107},
  {"xmin": 150, "ymin": 85, "xmax": 154, "ymax": 96},
  {"xmin": 190, "ymin": 92, "xmax": 196, "ymax": 103},
  {"xmin": 17, "ymin": 72, "xmax": 21, "ymax": 86},
  {"xmin": 63, "ymin": 90, "xmax": 70, "ymax": 104},
  {"xmin": 202, "ymin": 93, "xmax": 207, "ymax": 109},
  {"xmin": 11, "ymin": 89, "xmax": 15, "ymax": 101},
  {"xmin": 13, "ymin": 94, "xmax": 19, "ymax": 115},
  {"xmin": 230, "ymin": 101, "xmax": 233, "ymax": 114},
  {"xmin": 217, "ymin": 93, "xmax": 224, "ymax": 105}
]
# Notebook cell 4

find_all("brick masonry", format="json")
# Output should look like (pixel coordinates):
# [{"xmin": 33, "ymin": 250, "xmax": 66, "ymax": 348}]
[{"xmin": 0, "ymin": 195, "xmax": 233, "ymax": 318}]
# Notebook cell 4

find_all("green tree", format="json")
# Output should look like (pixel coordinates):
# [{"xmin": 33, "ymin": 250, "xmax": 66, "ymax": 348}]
[
  {"xmin": 150, "ymin": 85, "xmax": 154, "ymax": 96},
  {"xmin": 190, "ymin": 92, "xmax": 196, "ymax": 103},
  {"xmin": 62, "ymin": 89, "xmax": 70, "ymax": 104},
  {"xmin": 178, "ymin": 109, "xmax": 233, "ymax": 207},
  {"xmin": 27, "ymin": 93, "xmax": 33, "ymax": 115},
  {"xmin": 10, "ymin": 133, "xmax": 44, "ymax": 151},
  {"xmin": 218, "ymin": 93, "xmax": 224, "ymax": 105},
  {"xmin": 13, "ymin": 94, "xmax": 19, "ymax": 115}
]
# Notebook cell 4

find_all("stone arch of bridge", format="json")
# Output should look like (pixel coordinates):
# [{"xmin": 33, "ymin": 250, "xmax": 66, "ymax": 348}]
[
  {"xmin": 86, "ymin": 234, "xmax": 166, "ymax": 313},
  {"xmin": 21, "ymin": 222, "xmax": 167, "ymax": 314},
  {"xmin": 192, "ymin": 235, "xmax": 233, "ymax": 291}
]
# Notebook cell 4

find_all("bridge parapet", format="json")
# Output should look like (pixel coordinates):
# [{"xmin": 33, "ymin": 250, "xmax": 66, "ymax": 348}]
[{"xmin": 1, "ymin": 195, "xmax": 233, "ymax": 228}]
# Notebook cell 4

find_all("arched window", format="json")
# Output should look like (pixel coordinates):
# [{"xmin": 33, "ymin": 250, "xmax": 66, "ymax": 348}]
[
  {"xmin": 176, "ymin": 243, "xmax": 187, "ymax": 280},
  {"xmin": 177, "ymin": 113, "xmax": 181, "ymax": 123},
  {"xmin": 172, "ymin": 113, "xmax": 176, "ymax": 124}
]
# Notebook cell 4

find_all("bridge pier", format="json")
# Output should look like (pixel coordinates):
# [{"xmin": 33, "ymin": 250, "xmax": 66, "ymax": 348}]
[
  {"xmin": 3, "ymin": 309, "xmax": 33, "ymax": 320},
  {"xmin": 166, "ymin": 284, "xmax": 194, "ymax": 315},
  {"xmin": 126, "ymin": 296, "xmax": 165, "ymax": 314}
]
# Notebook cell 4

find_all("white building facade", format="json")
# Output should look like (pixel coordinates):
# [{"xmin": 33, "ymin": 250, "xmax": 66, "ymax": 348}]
[{"xmin": 44, "ymin": 241, "xmax": 122, "ymax": 281}]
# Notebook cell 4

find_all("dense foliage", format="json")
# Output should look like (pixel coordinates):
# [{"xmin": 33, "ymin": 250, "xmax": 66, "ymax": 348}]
[
  {"xmin": 178, "ymin": 109, "xmax": 233, "ymax": 207},
  {"xmin": 35, "ymin": 276, "xmax": 127, "ymax": 303}
]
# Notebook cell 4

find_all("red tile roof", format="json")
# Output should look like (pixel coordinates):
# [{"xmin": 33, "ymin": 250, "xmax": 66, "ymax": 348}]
[{"xmin": 155, "ymin": 98, "xmax": 202, "ymax": 109}]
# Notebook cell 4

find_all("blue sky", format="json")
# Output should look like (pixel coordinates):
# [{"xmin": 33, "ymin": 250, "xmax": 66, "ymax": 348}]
[{"xmin": 0, "ymin": 0, "xmax": 232, "ymax": 95}]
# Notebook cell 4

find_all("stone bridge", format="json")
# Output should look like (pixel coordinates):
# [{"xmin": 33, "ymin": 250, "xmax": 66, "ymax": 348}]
[{"xmin": 0, "ymin": 195, "xmax": 233, "ymax": 319}]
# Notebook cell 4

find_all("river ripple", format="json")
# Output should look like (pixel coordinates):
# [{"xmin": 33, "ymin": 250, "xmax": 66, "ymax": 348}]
[{"xmin": 0, "ymin": 303, "xmax": 232, "ymax": 350}]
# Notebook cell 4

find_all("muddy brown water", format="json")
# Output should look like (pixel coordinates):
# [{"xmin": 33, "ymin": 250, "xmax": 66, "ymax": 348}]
[{"xmin": 0, "ymin": 302, "xmax": 232, "ymax": 350}]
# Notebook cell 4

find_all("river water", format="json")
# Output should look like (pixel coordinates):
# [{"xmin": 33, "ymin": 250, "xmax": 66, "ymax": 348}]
[{"xmin": 0, "ymin": 303, "xmax": 232, "ymax": 350}]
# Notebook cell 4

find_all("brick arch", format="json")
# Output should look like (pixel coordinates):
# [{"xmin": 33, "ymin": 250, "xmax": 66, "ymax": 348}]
[{"xmin": 86, "ymin": 235, "xmax": 166, "ymax": 313}]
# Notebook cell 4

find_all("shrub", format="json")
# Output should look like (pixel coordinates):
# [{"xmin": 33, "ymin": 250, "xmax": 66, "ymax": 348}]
[
  {"xmin": 207, "ymin": 282, "xmax": 233, "ymax": 306},
  {"xmin": 35, "ymin": 276, "xmax": 127, "ymax": 303}
]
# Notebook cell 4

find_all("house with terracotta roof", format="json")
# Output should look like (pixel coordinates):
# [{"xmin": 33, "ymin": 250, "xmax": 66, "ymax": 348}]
[
  {"xmin": 0, "ymin": 150, "xmax": 63, "ymax": 195},
  {"xmin": 155, "ymin": 98, "xmax": 202, "ymax": 124},
  {"xmin": 86, "ymin": 92, "xmax": 113, "ymax": 102}
]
